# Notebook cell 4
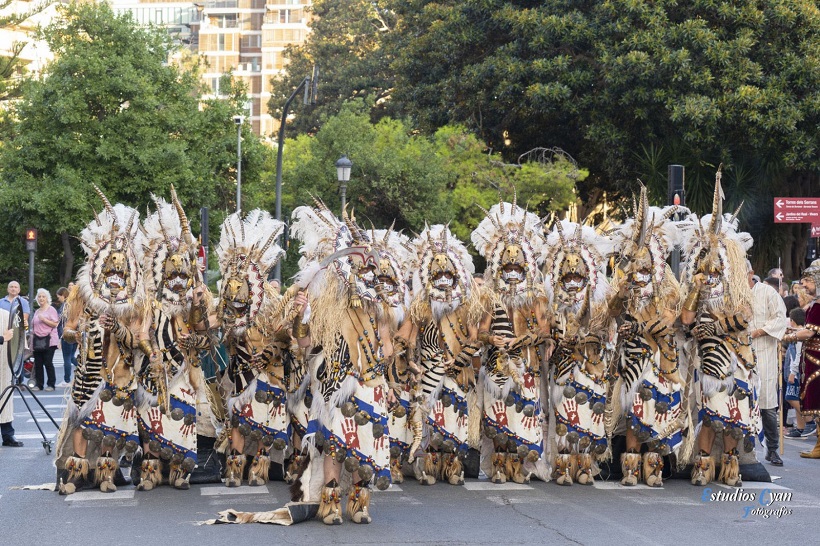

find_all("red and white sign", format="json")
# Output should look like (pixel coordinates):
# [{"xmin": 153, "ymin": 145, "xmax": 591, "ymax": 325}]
[
  {"xmin": 197, "ymin": 245, "xmax": 207, "ymax": 272},
  {"xmin": 773, "ymin": 197, "xmax": 820, "ymax": 223},
  {"xmin": 812, "ymin": 224, "xmax": 820, "ymax": 238}
]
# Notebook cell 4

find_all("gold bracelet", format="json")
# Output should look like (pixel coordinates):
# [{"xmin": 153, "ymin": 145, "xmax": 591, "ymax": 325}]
[
  {"xmin": 682, "ymin": 289, "xmax": 700, "ymax": 312},
  {"xmin": 293, "ymin": 320, "xmax": 309, "ymax": 339},
  {"xmin": 138, "ymin": 340, "xmax": 154, "ymax": 356}
]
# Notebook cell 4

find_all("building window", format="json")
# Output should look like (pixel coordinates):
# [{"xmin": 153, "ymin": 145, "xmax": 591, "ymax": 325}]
[
  {"xmin": 218, "ymin": 33, "xmax": 225, "ymax": 51},
  {"xmin": 211, "ymin": 77, "xmax": 220, "ymax": 94}
]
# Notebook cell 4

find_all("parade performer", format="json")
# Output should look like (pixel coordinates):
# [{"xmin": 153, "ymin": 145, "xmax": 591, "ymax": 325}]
[
  {"xmin": 216, "ymin": 210, "xmax": 292, "ymax": 487},
  {"xmin": 543, "ymin": 216, "xmax": 614, "ymax": 486},
  {"xmin": 399, "ymin": 224, "xmax": 481, "ymax": 486},
  {"xmin": 608, "ymin": 187, "xmax": 684, "ymax": 486},
  {"xmin": 784, "ymin": 259, "xmax": 820, "ymax": 459},
  {"xmin": 132, "ymin": 188, "xmax": 213, "ymax": 491},
  {"xmin": 290, "ymin": 201, "xmax": 408, "ymax": 525},
  {"xmin": 680, "ymin": 171, "xmax": 758, "ymax": 487},
  {"xmin": 56, "ymin": 188, "xmax": 148, "ymax": 495},
  {"xmin": 471, "ymin": 198, "xmax": 551, "ymax": 485}
]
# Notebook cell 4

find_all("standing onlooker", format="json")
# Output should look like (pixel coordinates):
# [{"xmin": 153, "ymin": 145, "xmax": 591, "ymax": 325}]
[
  {"xmin": 55, "ymin": 287, "xmax": 78, "ymax": 386},
  {"xmin": 748, "ymin": 264, "xmax": 788, "ymax": 466},
  {"xmin": 768, "ymin": 268, "xmax": 788, "ymax": 297},
  {"xmin": 785, "ymin": 308, "xmax": 815, "ymax": 437},
  {"xmin": 0, "ymin": 281, "xmax": 29, "ymax": 447},
  {"xmin": 31, "ymin": 288, "xmax": 59, "ymax": 391}
]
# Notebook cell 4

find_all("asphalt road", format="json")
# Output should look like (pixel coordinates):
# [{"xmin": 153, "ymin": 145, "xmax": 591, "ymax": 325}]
[{"xmin": 1, "ymin": 355, "xmax": 818, "ymax": 545}]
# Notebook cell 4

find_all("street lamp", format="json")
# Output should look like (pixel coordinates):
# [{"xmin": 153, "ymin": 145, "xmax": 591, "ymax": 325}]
[
  {"xmin": 336, "ymin": 154, "xmax": 352, "ymax": 212},
  {"xmin": 233, "ymin": 115, "xmax": 244, "ymax": 214}
]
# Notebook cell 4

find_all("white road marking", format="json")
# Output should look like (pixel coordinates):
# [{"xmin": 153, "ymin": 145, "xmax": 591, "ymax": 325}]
[
  {"xmin": 373, "ymin": 484, "xmax": 403, "ymax": 492},
  {"xmin": 64, "ymin": 490, "xmax": 135, "ymax": 502},
  {"xmin": 716, "ymin": 481, "xmax": 791, "ymax": 490},
  {"xmin": 200, "ymin": 485, "xmax": 271, "ymax": 496},
  {"xmin": 463, "ymin": 482, "xmax": 533, "ymax": 491},
  {"xmin": 592, "ymin": 481, "xmax": 662, "ymax": 490}
]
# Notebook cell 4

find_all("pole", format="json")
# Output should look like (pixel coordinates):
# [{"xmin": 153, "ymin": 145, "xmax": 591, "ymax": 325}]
[
  {"xmin": 340, "ymin": 184, "xmax": 347, "ymax": 213},
  {"xmin": 28, "ymin": 250, "xmax": 34, "ymax": 312},
  {"xmin": 236, "ymin": 123, "xmax": 242, "ymax": 214},
  {"xmin": 274, "ymin": 76, "xmax": 311, "ymax": 283},
  {"xmin": 200, "ymin": 207, "xmax": 209, "ymax": 287}
]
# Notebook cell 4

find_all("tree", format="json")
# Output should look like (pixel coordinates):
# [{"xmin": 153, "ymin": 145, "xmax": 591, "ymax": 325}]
[{"xmin": 0, "ymin": 3, "xmax": 268, "ymax": 286}]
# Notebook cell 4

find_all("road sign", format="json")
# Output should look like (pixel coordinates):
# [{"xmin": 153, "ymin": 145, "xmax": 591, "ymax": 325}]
[
  {"xmin": 25, "ymin": 228, "xmax": 38, "ymax": 252},
  {"xmin": 812, "ymin": 224, "xmax": 820, "ymax": 238},
  {"xmin": 774, "ymin": 197, "xmax": 820, "ymax": 223}
]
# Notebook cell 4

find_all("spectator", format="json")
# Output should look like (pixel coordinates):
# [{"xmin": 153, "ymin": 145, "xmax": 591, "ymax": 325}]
[
  {"xmin": 786, "ymin": 308, "xmax": 815, "ymax": 437},
  {"xmin": 31, "ymin": 288, "xmax": 59, "ymax": 392},
  {"xmin": 764, "ymin": 276, "xmax": 781, "ymax": 291},
  {"xmin": 748, "ymin": 263, "xmax": 788, "ymax": 466},
  {"xmin": 768, "ymin": 268, "xmax": 788, "ymax": 296},
  {"xmin": 0, "ymin": 281, "xmax": 27, "ymax": 447},
  {"xmin": 472, "ymin": 272, "xmax": 485, "ymax": 288},
  {"xmin": 55, "ymin": 287, "xmax": 78, "ymax": 386}
]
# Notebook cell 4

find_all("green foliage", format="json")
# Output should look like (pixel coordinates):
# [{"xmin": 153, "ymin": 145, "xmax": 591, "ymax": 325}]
[{"xmin": 0, "ymin": 3, "xmax": 268, "ymax": 287}]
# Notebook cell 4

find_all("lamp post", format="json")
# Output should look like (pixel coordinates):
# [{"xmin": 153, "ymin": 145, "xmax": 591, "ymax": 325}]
[
  {"xmin": 336, "ymin": 154, "xmax": 352, "ymax": 213},
  {"xmin": 233, "ymin": 115, "xmax": 244, "ymax": 214}
]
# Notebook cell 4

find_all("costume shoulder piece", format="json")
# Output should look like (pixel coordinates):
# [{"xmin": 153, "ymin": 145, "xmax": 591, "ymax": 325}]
[
  {"xmin": 470, "ymin": 194, "xmax": 546, "ymax": 305},
  {"xmin": 216, "ymin": 209, "xmax": 285, "ymax": 335},
  {"xmin": 76, "ymin": 186, "xmax": 143, "ymax": 318},
  {"xmin": 135, "ymin": 186, "xmax": 201, "ymax": 315}
]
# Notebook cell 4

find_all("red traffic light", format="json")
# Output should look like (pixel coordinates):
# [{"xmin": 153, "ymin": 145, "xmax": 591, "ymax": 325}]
[{"xmin": 25, "ymin": 228, "xmax": 38, "ymax": 241}]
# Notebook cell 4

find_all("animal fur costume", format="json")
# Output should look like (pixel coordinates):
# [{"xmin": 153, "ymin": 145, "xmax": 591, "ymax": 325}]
[
  {"xmin": 215, "ymin": 210, "xmax": 292, "ymax": 487},
  {"xmin": 471, "ymin": 199, "xmax": 552, "ymax": 485},
  {"xmin": 543, "ymin": 218, "xmax": 615, "ymax": 486},
  {"xmin": 608, "ymin": 186, "xmax": 685, "ymax": 487},
  {"xmin": 132, "ymin": 188, "xmax": 213, "ymax": 491},
  {"xmin": 679, "ymin": 170, "xmax": 758, "ymax": 487},
  {"xmin": 400, "ymin": 224, "xmax": 482, "ymax": 486},
  {"xmin": 289, "ymin": 200, "xmax": 409, "ymax": 524},
  {"xmin": 56, "ymin": 188, "xmax": 148, "ymax": 495}
]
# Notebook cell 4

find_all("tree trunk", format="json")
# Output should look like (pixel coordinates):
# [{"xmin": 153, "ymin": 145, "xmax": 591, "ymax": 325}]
[{"xmin": 60, "ymin": 231, "xmax": 74, "ymax": 286}]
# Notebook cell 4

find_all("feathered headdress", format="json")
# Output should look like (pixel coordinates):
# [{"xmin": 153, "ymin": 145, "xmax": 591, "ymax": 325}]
[
  {"xmin": 677, "ymin": 168, "xmax": 752, "ymax": 313},
  {"xmin": 470, "ymin": 195, "xmax": 546, "ymax": 302},
  {"xmin": 76, "ymin": 185, "xmax": 143, "ymax": 318},
  {"xmin": 136, "ymin": 186, "xmax": 200, "ymax": 314},
  {"xmin": 215, "ymin": 209, "xmax": 285, "ymax": 334}
]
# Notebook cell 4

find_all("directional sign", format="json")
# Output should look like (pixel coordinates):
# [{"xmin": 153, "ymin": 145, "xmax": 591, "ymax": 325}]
[
  {"xmin": 812, "ymin": 224, "xmax": 820, "ymax": 238},
  {"xmin": 773, "ymin": 197, "xmax": 820, "ymax": 223}
]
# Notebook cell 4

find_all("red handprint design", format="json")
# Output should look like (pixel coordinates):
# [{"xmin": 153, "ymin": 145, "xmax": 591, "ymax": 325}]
[
  {"xmin": 180, "ymin": 420, "xmax": 195, "ymax": 437},
  {"xmin": 373, "ymin": 385, "xmax": 384, "ymax": 406},
  {"xmin": 727, "ymin": 397, "xmax": 742, "ymax": 423},
  {"xmin": 632, "ymin": 393, "xmax": 644, "ymax": 420},
  {"xmin": 240, "ymin": 403, "xmax": 254, "ymax": 420},
  {"xmin": 374, "ymin": 434, "xmax": 388, "ymax": 451},
  {"xmin": 91, "ymin": 400, "xmax": 106, "ymax": 425},
  {"xmin": 147, "ymin": 407, "xmax": 164, "ymax": 436},
  {"xmin": 457, "ymin": 412, "xmax": 469, "ymax": 429},
  {"xmin": 563, "ymin": 399, "xmax": 580, "ymax": 426},
  {"xmin": 522, "ymin": 415, "xmax": 537, "ymax": 430},
  {"xmin": 432, "ymin": 400, "xmax": 445, "ymax": 427},
  {"xmin": 591, "ymin": 408, "xmax": 604, "ymax": 427},
  {"xmin": 120, "ymin": 405, "xmax": 136, "ymax": 422},
  {"xmin": 669, "ymin": 404, "xmax": 682, "ymax": 423},
  {"xmin": 342, "ymin": 417, "xmax": 360, "ymax": 450},
  {"xmin": 523, "ymin": 372, "xmax": 535, "ymax": 390},
  {"xmin": 269, "ymin": 402, "xmax": 286, "ymax": 420},
  {"xmin": 492, "ymin": 401, "xmax": 508, "ymax": 427}
]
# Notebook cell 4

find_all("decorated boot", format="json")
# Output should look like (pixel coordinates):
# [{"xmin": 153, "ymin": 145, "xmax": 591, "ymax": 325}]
[
  {"xmin": 620, "ymin": 452, "xmax": 641, "ymax": 486},
  {"xmin": 224, "ymin": 452, "xmax": 247, "ymax": 488},
  {"xmin": 417, "ymin": 452, "xmax": 439, "ymax": 485},
  {"xmin": 691, "ymin": 452, "xmax": 715, "ymax": 486},
  {"xmin": 285, "ymin": 453, "xmax": 305, "ymax": 485},
  {"xmin": 491, "ymin": 452, "xmax": 507, "ymax": 484},
  {"xmin": 95, "ymin": 455, "xmax": 118, "ymax": 493},
  {"xmin": 553, "ymin": 453, "xmax": 574, "ymax": 486},
  {"xmin": 718, "ymin": 451, "xmax": 742, "ymax": 487},
  {"xmin": 575, "ymin": 453, "xmax": 595, "ymax": 486},
  {"xmin": 506, "ymin": 453, "xmax": 529, "ymax": 484},
  {"xmin": 800, "ymin": 433, "xmax": 820, "ymax": 459},
  {"xmin": 58, "ymin": 456, "xmax": 90, "ymax": 496},
  {"xmin": 137, "ymin": 458, "xmax": 162, "ymax": 491},
  {"xmin": 347, "ymin": 481, "xmax": 372, "ymax": 524},
  {"xmin": 443, "ymin": 453, "xmax": 465, "ymax": 486},
  {"xmin": 248, "ymin": 453, "xmax": 271, "ymax": 486},
  {"xmin": 169, "ymin": 461, "xmax": 190, "ymax": 490},
  {"xmin": 643, "ymin": 452, "xmax": 664, "ymax": 487},
  {"xmin": 318, "ymin": 479, "xmax": 343, "ymax": 525},
  {"xmin": 389, "ymin": 455, "xmax": 405, "ymax": 484}
]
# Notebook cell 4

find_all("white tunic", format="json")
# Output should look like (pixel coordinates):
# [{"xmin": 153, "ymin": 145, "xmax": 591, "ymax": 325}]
[
  {"xmin": 750, "ymin": 283, "xmax": 787, "ymax": 409},
  {"xmin": 0, "ymin": 308, "xmax": 13, "ymax": 423}
]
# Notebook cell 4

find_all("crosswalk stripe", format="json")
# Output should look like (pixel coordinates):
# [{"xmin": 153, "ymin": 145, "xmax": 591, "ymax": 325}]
[
  {"xmin": 200, "ymin": 485, "xmax": 271, "ymax": 496},
  {"xmin": 64, "ymin": 490, "xmax": 135, "ymax": 502},
  {"xmin": 462, "ymin": 482, "xmax": 533, "ymax": 491}
]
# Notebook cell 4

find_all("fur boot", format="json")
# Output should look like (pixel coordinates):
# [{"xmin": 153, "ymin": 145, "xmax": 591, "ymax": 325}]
[
  {"xmin": 800, "ymin": 433, "xmax": 820, "ymax": 459},
  {"xmin": 347, "ymin": 481, "xmax": 372, "ymax": 524},
  {"xmin": 553, "ymin": 453, "xmax": 574, "ymax": 486},
  {"xmin": 288, "ymin": 453, "xmax": 311, "ymax": 502},
  {"xmin": 691, "ymin": 452, "xmax": 715, "ymax": 486},
  {"xmin": 285, "ymin": 453, "xmax": 304, "ymax": 485},
  {"xmin": 491, "ymin": 452, "xmax": 507, "ymax": 484},
  {"xmin": 318, "ymin": 479, "xmax": 343, "ymax": 525},
  {"xmin": 225, "ymin": 453, "xmax": 247, "ymax": 488},
  {"xmin": 248, "ymin": 453, "xmax": 271, "ymax": 486},
  {"xmin": 506, "ymin": 453, "xmax": 529, "ymax": 484},
  {"xmin": 575, "ymin": 453, "xmax": 594, "ymax": 486},
  {"xmin": 169, "ymin": 462, "xmax": 190, "ymax": 490},
  {"xmin": 718, "ymin": 451, "xmax": 742, "ymax": 487},
  {"xmin": 620, "ymin": 452, "xmax": 641, "ymax": 486},
  {"xmin": 95, "ymin": 456, "xmax": 118, "ymax": 493},
  {"xmin": 643, "ymin": 452, "xmax": 664, "ymax": 487},
  {"xmin": 137, "ymin": 458, "xmax": 163, "ymax": 491},
  {"xmin": 417, "ymin": 451, "xmax": 439, "ymax": 485},
  {"xmin": 58, "ymin": 456, "xmax": 90, "ymax": 496},
  {"xmin": 443, "ymin": 453, "xmax": 465, "ymax": 485},
  {"xmin": 389, "ymin": 455, "xmax": 404, "ymax": 484}
]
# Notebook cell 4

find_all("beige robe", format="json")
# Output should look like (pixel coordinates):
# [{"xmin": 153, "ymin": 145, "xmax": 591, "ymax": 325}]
[
  {"xmin": 750, "ymin": 283, "xmax": 787, "ymax": 409},
  {"xmin": 0, "ymin": 308, "xmax": 13, "ymax": 423}
]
